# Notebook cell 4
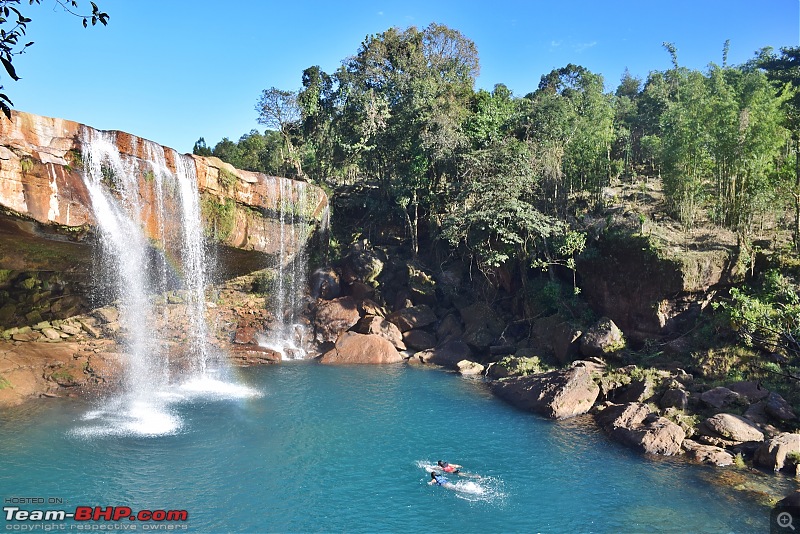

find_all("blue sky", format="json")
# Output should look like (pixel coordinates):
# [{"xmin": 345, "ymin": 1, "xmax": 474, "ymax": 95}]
[{"xmin": 11, "ymin": 0, "xmax": 800, "ymax": 153}]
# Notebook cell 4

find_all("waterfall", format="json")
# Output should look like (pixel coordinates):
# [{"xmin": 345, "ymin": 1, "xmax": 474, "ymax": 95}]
[
  {"xmin": 74, "ymin": 130, "xmax": 257, "ymax": 438},
  {"xmin": 174, "ymin": 153, "xmax": 211, "ymax": 375},
  {"xmin": 260, "ymin": 179, "xmax": 312, "ymax": 359}
]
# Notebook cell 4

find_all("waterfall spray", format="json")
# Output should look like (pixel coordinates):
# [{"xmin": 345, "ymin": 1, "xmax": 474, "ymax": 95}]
[{"xmin": 75, "ymin": 130, "xmax": 257, "ymax": 438}]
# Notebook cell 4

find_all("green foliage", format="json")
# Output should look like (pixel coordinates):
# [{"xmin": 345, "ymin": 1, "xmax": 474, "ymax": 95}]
[
  {"xmin": 200, "ymin": 196, "xmax": 236, "ymax": 242},
  {"xmin": 0, "ymin": 373, "xmax": 9, "ymax": 390},
  {"xmin": 19, "ymin": 155, "xmax": 32, "ymax": 173},
  {"xmin": 65, "ymin": 149, "xmax": 83, "ymax": 171},
  {"xmin": 714, "ymin": 269, "xmax": 800, "ymax": 354},
  {"xmin": 496, "ymin": 355, "xmax": 549, "ymax": 377},
  {"xmin": 218, "ymin": 168, "xmax": 238, "ymax": 191}
]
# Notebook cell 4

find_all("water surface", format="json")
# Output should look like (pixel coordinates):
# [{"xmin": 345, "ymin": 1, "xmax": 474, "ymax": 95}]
[{"xmin": 0, "ymin": 364, "xmax": 787, "ymax": 532}]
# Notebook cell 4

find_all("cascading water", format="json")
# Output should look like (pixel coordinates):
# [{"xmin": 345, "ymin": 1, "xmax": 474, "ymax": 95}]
[
  {"xmin": 260, "ymin": 179, "xmax": 312, "ymax": 359},
  {"xmin": 75, "ymin": 129, "xmax": 258, "ymax": 438}
]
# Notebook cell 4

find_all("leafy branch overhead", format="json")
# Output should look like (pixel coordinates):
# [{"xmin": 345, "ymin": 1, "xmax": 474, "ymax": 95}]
[{"xmin": 0, "ymin": 0, "xmax": 108, "ymax": 119}]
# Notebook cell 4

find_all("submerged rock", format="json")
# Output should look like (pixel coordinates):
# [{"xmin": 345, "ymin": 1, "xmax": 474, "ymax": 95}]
[
  {"xmin": 681, "ymin": 439, "xmax": 735, "ymax": 467},
  {"xmin": 491, "ymin": 366, "xmax": 600, "ymax": 420}
]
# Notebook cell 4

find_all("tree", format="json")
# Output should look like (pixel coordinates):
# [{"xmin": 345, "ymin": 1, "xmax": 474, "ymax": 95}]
[
  {"xmin": 192, "ymin": 137, "xmax": 212, "ymax": 157},
  {"xmin": 329, "ymin": 23, "xmax": 479, "ymax": 256},
  {"xmin": 759, "ymin": 47, "xmax": 800, "ymax": 247},
  {"xmin": 0, "ymin": 0, "xmax": 108, "ymax": 118},
  {"xmin": 255, "ymin": 87, "xmax": 304, "ymax": 178}
]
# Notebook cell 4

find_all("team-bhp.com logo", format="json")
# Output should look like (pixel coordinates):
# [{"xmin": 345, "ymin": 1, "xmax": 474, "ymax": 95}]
[{"xmin": 4, "ymin": 506, "xmax": 188, "ymax": 530}]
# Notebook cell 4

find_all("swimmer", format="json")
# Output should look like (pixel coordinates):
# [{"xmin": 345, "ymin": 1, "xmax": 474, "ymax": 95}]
[
  {"xmin": 429, "ymin": 471, "xmax": 452, "ymax": 487},
  {"xmin": 437, "ymin": 460, "xmax": 461, "ymax": 473}
]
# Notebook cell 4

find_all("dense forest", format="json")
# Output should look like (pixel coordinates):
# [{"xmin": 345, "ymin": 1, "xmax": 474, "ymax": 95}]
[{"xmin": 194, "ymin": 24, "xmax": 800, "ymax": 360}]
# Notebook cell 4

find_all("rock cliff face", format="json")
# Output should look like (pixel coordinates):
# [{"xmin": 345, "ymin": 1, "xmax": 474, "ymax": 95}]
[
  {"xmin": 0, "ymin": 111, "xmax": 327, "ymax": 329},
  {"xmin": 578, "ymin": 230, "xmax": 744, "ymax": 341}
]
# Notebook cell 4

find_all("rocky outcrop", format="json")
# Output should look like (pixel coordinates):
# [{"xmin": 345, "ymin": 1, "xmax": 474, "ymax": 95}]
[
  {"xmin": 491, "ymin": 365, "xmax": 600, "ymax": 420},
  {"xmin": 0, "ymin": 339, "xmax": 122, "ymax": 406},
  {"xmin": 696, "ymin": 413, "xmax": 764, "ymax": 446},
  {"xmin": 0, "ymin": 111, "xmax": 328, "ymax": 332},
  {"xmin": 351, "ymin": 316, "xmax": 405, "ymax": 350},
  {"xmin": 579, "ymin": 317, "xmax": 625, "ymax": 357},
  {"xmin": 313, "ymin": 297, "xmax": 360, "ymax": 344},
  {"xmin": 319, "ymin": 331, "xmax": 403, "ymax": 364},
  {"xmin": 578, "ymin": 229, "xmax": 742, "ymax": 341},
  {"xmin": 596, "ymin": 402, "xmax": 685, "ymax": 455},
  {"xmin": 754, "ymin": 433, "xmax": 800, "ymax": 472},
  {"xmin": 681, "ymin": 439, "xmax": 735, "ymax": 466},
  {"xmin": 386, "ymin": 305, "xmax": 437, "ymax": 332},
  {"xmin": 457, "ymin": 360, "xmax": 485, "ymax": 376}
]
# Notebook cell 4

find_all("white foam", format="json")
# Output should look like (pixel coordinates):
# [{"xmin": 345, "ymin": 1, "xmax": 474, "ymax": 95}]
[
  {"xmin": 71, "ymin": 399, "xmax": 181, "ymax": 439},
  {"xmin": 177, "ymin": 377, "xmax": 262, "ymax": 399},
  {"xmin": 71, "ymin": 378, "xmax": 261, "ymax": 439}
]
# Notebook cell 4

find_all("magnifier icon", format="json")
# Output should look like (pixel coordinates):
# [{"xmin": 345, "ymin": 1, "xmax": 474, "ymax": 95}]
[{"xmin": 779, "ymin": 512, "xmax": 796, "ymax": 530}]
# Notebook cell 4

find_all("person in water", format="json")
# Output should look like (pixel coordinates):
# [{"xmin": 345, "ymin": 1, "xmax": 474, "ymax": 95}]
[
  {"xmin": 429, "ymin": 471, "xmax": 451, "ymax": 486},
  {"xmin": 437, "ymin": 460, "xmax": 461, "ymax": 473}
]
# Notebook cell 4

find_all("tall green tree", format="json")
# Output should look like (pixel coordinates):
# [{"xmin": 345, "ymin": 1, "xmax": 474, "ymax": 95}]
[
  {"xmin": 760, "ymin": 47, "xmax": 800, "ymax": 247},
  {"xmin": 330, "ymin": 23, "xmax": 479, "ymax": 256}
]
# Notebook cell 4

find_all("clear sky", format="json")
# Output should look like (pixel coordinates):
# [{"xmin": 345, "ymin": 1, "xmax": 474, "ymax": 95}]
[{"xmin": 11, "ymin": 0, "xmax": 800, "ymax": 153}]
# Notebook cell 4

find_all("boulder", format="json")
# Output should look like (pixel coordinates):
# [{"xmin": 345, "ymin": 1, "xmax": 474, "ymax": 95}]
[
  {"xmin": 92, "ymin": 306, "xmax": 119, "ymax": 324},
  {"xmin": 596, "ymin": 403, "xmax": 685, "ymax": 455},
  {"xmin": 416, "ymin": 340, "xmax": 472, "ymax": 368},
  {"xmin": 310, "ymin": 267, "xmax": 340, "ymax": 300},
  {"xmin": 358, "ymin": 299, "xmax": 387, "ymax": 318},
  {"xmin": 59, "ymin": 324, "xmax": 82, "ymax": 336},
  {"xmin": 386, "ymin": 305, "xmax": 437, "ymax": 332},
  {"xmin": 728, "ymin": 380, "xmax": 769, "ymax": 402},
  {"xmin": 233, "ymin": 326, "xmax": 258, "ymax": 345},
  {"xmin": 699, "ymin": 413, "xmax": 764, "ymax": 444},
  {"xmin": 457, "ymin": 360, "xmax": 485, "ymax": 376},
  {"xmin": 615, "ymin": 379, "xmax": 654, "ymax": 404},
  {"xmin": 41, "ymin": 327, "xmax": 62, "ymax": 341},
  {"xmin": 766, "ymin": 392, "xmax": 797, "ymax": 422},
  {"xmin": 531, "ymin": 316, "xmax": 583, "ymax": 364},
  {"xmin": 313, "ymin": 296, "xmax": 360, "ymax": 344},
  {"xmin": 351, "ymin": 316, "xmax": 405, "ymax": 350},
  {"xmin": 459, "ymin": 302, "xmax": 504, "ymax": 350},
  {"xmin": 341, "ymin": 244, "xmax": 384, "ymax": 285},
  {"xmin": 660, "ymin": 388, "xmax": 689, "ymax": 411},
  {"xmin": 700, "ymin": 386, "xmax": 742, "ymax": 410},
  {"xmin": 436, "ymin": 314, "xmax": 463, "ymax": 344},
  {"xmin": 319, "ymin": 332, "xmax": 403, "ymax": 364},
  {"xmin": 754, "ymin": 432, "xmax": 800, "ymax": 472},
  {"xmin": 579, "ymin": 317, "xmax": 625, "ymax": 358},
  {"xmin": 403, "ymin": 329, "xmax": 436, "ymax": 351},
  {"xmin": 11, "ymin": 331, "xmax": 41, "ymax": 342},
  {"xmin": 681, "ymin": 439, "xmax": 735, "ymax": 467},
  {"xmin": 491, "ymin": 366, "xmax": 600, "ymax": 420}
]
